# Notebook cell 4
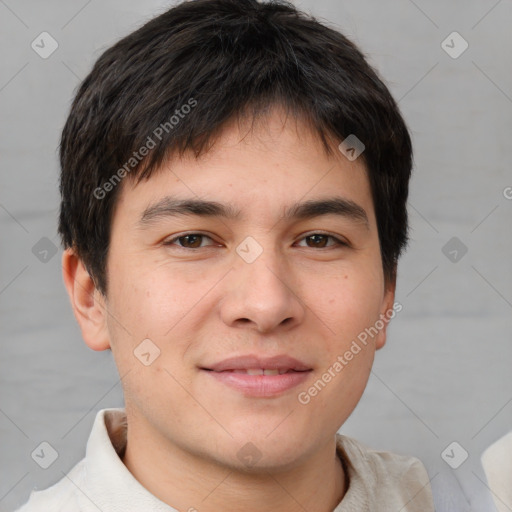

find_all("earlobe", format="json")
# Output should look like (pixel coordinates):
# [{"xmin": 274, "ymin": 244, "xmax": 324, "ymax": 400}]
[
  {"xmin": 62, "ymin": 249, "xmax": 111, "ymax": 351},
  {"xmin": 375, "ymin": 276, "xmax": 397, "ymax": 351}
]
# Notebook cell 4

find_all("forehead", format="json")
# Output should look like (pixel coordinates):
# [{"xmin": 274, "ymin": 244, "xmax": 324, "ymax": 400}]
[{"xmin": 115, "ymin": 107, "xmax": 374, "ymax": 225}]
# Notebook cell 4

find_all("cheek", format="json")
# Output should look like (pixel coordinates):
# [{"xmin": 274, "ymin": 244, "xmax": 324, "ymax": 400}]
[
  {"xmin": 105, "ymin": 259, "xmax": 221, "ymax": 378},
  {"xmin": 316, "ymin": 268, "xmax": 385, "ymax": 343},
  {"xmin": 104, "ymin": 264, "xmax": 199, "ymax": 409},
  {"xmin": 108, "ymin": 260, "xmax": 191, "ymax": 335}
]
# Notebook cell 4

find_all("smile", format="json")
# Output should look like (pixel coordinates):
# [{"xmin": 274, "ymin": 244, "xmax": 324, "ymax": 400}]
[{"xmin": 219, "ymin": 368, "xmax": 302, "ymax": 375}]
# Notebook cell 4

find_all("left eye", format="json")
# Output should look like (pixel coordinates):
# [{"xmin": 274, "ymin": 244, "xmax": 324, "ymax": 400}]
[
  {"xmin": 164, "ymin": 233, "xmax": 345, "ymax": 250},
  {"xmin": 296, "ymin": 234, "xmax": 345, "ymax": 248}
]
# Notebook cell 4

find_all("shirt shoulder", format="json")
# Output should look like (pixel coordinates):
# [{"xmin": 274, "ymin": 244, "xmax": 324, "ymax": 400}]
[
  {"xmin": 481, "ymin": 431, "xmax": 512, "ymax": 512},
  {"xmin": 334, "ymin": 434, "xmax": 435, "ymax": 512},
  {"xmin": 13, "ymin": 459, "xmax": 85, "ymax": 512}
]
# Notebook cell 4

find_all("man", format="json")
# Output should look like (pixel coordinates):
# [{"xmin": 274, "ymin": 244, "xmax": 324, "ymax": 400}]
[{"xmin": 16, "ymin": 0, "xmax": 434, "ymax": 510}]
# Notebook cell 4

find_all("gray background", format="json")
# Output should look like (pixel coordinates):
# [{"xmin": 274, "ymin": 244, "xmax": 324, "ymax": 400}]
[{"xmin": 1, "ymin": 0, "xmax": 511, "ymax": 510}]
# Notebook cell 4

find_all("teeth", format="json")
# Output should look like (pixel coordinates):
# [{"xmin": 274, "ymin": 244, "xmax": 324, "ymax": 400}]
[
  {"xmin": 246, "ymin": 369, "xmax": 263, "ymax": 375},
  {"xmin": 231, "ymin": 368, "xmax": 288, "ymax": 375}
]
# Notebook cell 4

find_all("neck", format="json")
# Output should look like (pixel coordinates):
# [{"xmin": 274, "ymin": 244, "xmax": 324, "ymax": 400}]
[{"xmin": 121, "ymin": 417, "xmax": 346, "ymax": 512}]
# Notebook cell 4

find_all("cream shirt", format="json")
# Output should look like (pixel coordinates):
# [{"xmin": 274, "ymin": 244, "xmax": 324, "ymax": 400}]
[
  {"xmin": 15, "ymin": 408, "xmax": 434, "ymax": 511},
  {"xmin": 481, "ymin": 431, "xmax": 512, "ymax": 512}
]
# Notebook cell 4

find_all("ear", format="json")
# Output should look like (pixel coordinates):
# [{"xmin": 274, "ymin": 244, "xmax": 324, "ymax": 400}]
[
  {"xmin": 62, "ymin": 248, "xmax": 111, "ymax": 351},
  {"xmin": 374, "ymin": 274, "xmax": 397, "ymax": 351}
]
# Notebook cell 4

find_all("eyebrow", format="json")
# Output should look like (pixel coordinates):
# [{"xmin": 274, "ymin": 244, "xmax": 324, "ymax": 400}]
[{"xmin": 138, "ymin": 196, "xmax": 369, "ymax": 228}]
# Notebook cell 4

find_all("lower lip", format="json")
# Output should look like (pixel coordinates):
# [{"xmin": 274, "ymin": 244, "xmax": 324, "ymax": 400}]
[{"xmin": 203, "ymin": 370, "xmax": 311, "ymax": 397}]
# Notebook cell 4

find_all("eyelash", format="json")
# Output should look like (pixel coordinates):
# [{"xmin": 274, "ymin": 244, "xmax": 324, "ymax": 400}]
[{"xmin": 162, "ymin": 232, "xmax": 348, "ymax": 250}]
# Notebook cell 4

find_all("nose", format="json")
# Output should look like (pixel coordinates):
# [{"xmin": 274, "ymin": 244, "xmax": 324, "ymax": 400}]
[{"xmin": 219, "ymin": 247, "xmax": 305, "ymax": 334}]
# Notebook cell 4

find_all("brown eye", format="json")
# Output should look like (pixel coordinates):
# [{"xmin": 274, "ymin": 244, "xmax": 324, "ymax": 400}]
[
  {"xmin": 178, "ymin": 235, "xmax": 204, "ymax": 248},
  {"xmin": 300, "ymin": 234, "xmax": 344, "ymax": 248},
  {"xmin": 306, "ymin": 234, "xmax": 329, "ymax": 248},
  {"xmin": 164, "ymin": 233, "xmax": 215, "ymax": 249}
]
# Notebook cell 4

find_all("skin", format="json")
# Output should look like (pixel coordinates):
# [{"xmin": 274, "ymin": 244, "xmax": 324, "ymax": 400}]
[{"xmin": 63, "ymin": 106, "xmax": 395, "ymax": 512}]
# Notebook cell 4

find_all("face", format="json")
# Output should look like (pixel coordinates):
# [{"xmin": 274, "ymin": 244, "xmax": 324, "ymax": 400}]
[{"xmin": 83, "ymin": 107, "xmax": 394, "ymax": 471}]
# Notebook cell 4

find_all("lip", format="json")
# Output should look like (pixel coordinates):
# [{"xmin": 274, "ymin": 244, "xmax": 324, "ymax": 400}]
[
  {"xmin": 203, "ymin": 354, "xmax": 312, "ymax": 372},
  {"xmin": 200, "ymin": 354, "xmax": 312, "ymax": 398}
]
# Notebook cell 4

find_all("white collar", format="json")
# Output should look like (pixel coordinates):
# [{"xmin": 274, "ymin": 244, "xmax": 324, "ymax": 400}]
[
  {"xmin": 81, "ymin": 408, "xmax": 176, "ymax": 511},
  {"xmin": 78, "ymin": 408, "xmax": 433, "ymax": 511}
]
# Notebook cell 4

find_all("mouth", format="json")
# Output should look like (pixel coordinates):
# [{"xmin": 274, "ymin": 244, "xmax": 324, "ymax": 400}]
[
  {"xmin": 202, "ymin": 354, "xmax": 312, "ymax": 373},
  {"xmin": 200, "ymin": 355, "xmax": 313, "ymax": 397},
  {"xmin": 212, "ymin": 368, "xmax": 306, "ymax": 375}
]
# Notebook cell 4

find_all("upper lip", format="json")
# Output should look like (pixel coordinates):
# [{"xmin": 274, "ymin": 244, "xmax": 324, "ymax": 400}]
[{"xmin": 202, "ymin": 355, "xmax": 312, "ymax": 372}]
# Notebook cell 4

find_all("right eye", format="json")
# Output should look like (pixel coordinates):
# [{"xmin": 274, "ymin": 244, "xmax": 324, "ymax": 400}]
[{"xmin": 163, "ymin": 233, "xmax": 218, "ymax": 249}]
